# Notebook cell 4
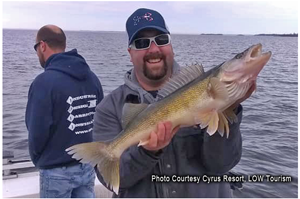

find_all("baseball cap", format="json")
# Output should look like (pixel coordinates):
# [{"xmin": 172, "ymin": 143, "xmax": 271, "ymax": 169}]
[{"xmin": 126, "ymin": 8, "xmax": 170, "ymax": 46}]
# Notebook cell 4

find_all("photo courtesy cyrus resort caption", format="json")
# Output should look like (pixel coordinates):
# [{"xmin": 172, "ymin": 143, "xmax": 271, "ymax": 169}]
[{"xmin": 151, "ymin": 174, "xmax": 292, "ymax": 183}]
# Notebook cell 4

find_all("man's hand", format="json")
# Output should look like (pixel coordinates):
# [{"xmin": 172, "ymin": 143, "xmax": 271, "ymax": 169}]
[{"xmin": 142, "ymin": 121, "xmax": 180, "ymax": 152}]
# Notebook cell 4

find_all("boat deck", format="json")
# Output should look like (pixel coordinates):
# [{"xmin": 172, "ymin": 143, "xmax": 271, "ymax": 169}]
[{"xmin": 3, "ymin": 157, "xmax": 112, "ymax": 198}]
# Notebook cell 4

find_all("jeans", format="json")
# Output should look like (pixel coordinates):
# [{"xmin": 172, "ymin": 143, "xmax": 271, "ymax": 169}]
[{"xmin": 40, "ymin": 163, "xmax": 95, "ymax": 198}]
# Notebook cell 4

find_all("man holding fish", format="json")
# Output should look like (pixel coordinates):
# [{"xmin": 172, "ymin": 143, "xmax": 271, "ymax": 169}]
[{"xmin": 67, "ymin": 8, "xmax": 271, "ymax": 197}]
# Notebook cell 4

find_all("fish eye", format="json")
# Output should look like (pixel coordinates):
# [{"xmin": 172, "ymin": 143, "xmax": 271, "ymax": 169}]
[{"xmin": 234, "ymin": 53, "xmax": 244, "ymax": 59}]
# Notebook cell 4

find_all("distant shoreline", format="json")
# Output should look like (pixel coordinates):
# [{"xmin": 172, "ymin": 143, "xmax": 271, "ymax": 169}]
[
  {"xmin": 254, "ymin": 33, "xmax": 298, "ymax": 37},
  {"xmin": 201, "ymin": 33, "xmax": 223, "ymax": 36}
]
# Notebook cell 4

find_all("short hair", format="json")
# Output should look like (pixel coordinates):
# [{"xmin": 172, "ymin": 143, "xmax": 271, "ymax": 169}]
[{"xmin": 36, "ymin": 25, "xmax": 66, "ymax": 50}]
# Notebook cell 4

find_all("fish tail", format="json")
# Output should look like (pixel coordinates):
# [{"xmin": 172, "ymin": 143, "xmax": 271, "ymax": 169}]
[{"xmin": 66, "ymin": 142, "xmax": 120, "ymax": 194}]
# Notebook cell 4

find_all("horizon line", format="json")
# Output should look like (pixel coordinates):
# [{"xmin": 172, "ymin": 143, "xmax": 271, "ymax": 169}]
[{"xmin": 2, "ymin": 28, "xmax": 298, "ymax": 36}]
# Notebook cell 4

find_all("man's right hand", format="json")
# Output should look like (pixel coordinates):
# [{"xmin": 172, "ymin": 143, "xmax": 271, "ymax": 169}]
[{"xmin": 142, "ymin": 121, "xmax": 179, "ymax": 152}]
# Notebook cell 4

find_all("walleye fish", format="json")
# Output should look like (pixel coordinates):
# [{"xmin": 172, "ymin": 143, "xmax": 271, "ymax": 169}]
[{"xmin": 66, "ymin": 43, "xmax": 271, "ymax": 194}]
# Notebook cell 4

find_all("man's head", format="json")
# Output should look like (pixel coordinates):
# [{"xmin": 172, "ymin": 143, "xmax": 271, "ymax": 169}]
[
  {"xmin": 35, "ymin": 25, "xmax": 66, "ymax": 68},
  {"xmin": 126, "ymin": 8, "xmax": 174, "ymax": 91}
]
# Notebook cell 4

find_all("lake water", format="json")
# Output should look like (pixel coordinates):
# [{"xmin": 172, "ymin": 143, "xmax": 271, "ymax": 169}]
[{"xmin": 2, "ymin": 29, "xmax": 298, "ymax": 197}]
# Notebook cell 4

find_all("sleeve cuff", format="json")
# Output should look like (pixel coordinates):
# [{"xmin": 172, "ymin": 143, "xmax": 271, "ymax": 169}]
[{"xmin": 139, "ymin": 147, "xmax": 163, "ymax": 159}]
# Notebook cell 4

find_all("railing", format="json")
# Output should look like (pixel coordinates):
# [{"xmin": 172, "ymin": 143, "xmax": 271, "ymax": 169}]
[
  {"xmin": 3, "ymin": 160, "xmax": 36, "ymax": 180},
  {"xmin": 3, "ymin": 151, "xmax": 36, "ymax": 180}
]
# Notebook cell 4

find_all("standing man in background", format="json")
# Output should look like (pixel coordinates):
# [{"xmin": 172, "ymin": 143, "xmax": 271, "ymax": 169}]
[{"xmin": 26, "ymin": 25, "xmax": 104, "ymax": 198}]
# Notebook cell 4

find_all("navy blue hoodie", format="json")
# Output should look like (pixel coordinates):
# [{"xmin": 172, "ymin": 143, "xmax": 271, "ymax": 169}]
[{"xmin": 26, "ymin": 49, "xmax": 104, "ymax": 169}]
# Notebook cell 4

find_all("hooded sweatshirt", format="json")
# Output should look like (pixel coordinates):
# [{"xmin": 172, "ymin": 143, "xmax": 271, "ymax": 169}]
[
  {"xmin": 26, "ymin": 49, "xmax": 103, "ymax": 169},
  {"xmin": 92, "ymin": 61, "xmax": 242, "ymax": 197}
]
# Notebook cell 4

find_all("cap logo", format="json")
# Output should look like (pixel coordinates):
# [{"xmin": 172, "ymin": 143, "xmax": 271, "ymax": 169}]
[{"xmin": 133, "ymin": 12, "xmax": 153, "ymax": 26}]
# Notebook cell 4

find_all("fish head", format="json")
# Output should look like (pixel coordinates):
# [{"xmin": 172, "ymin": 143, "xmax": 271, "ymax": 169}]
[{"xmin": 218, "ymin": 43, "xmax": 272, "ymax": 83}]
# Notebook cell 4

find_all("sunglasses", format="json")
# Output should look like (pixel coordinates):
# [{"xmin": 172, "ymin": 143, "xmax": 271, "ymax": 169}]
[
  {"xmin": 129, "ymin": 34, "xmax": 171, "ymax": 50},
  {"xmin": 34, "ymin": 40, "xmax": 47, "ymax": 51}
]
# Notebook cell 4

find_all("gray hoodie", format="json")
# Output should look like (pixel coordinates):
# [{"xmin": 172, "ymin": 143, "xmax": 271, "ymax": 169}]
[{"xmin": 93, "ymin": 62, "xmax": 242, "ymax": 197}]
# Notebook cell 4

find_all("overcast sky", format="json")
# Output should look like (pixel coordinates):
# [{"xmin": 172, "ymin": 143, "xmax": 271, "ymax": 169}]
[{"xmin": 2, "ymin": 1, "xmax": 298, "ymax": 35}]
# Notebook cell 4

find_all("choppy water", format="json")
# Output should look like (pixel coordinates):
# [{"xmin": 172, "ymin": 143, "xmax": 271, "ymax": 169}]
[{"xmin": 3, "ymin": 29, "xmax": 298, "ymax": 197}]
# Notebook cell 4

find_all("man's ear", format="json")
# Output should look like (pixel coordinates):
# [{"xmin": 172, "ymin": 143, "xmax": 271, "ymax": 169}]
[
  {"xmin": 41, "ymin": 41, "xmax": 47, "ymax": 52},
  {"xmin": 127, "ymin": 48, "xmax": 132, "ymax": 62}
]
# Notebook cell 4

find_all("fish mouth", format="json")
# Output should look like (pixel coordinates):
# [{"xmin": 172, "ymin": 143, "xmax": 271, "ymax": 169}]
[
  {"xmin": 227, "ymin": 43, "xmax": 272, "ymax": 71},
  {"xmin": 250, "ymin": 43, "xmax": 262, "ymax": 58},
  {"xmin": 247, "ymin": 43, "xmax": 272, "ymax": 63},
  {"xmin": 245, "ymin": 43, "xmax": 272, "ymax": 80},
  {"xmin": 220, "ymin": 43, "xmax": 272, "ymax": 83},
  {"xmin": 242, "ymin": 43, "xmax": 272, "ymax": 79}
]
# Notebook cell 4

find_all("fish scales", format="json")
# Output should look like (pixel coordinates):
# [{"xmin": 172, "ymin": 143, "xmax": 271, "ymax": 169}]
[{"xmin": 109, "ymin": 74, "xmax": 215, "ymax": 158}]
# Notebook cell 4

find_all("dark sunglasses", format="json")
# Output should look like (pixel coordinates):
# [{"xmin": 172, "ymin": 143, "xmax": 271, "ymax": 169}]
[
  {"xmin": 34, "ymin": 40, "xmax": 47, "ymax": 51},
  {"xmin": 129, "ymin": 34, "xmax": 171, "ymax": 50}
]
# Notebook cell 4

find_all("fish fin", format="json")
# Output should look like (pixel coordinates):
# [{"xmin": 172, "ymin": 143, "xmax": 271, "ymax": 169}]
[
  {"xmin": 206, "ymin": 111, "xmax": 219, "ymax": 136},
  {"xmin": 223, "ymin": 107, "xmax": 238, "ymax": 124},
  {"xmin": 224, "ymin": 116, "xmax": 230, "ymax": 138},
  {"xmin": 207, "ymin": 77, "xmax": 228, "ymax": 100},
  {"xmin": 138, "ymin": 139, "xmax": 150, "ymax": 146},
  {"xmin": 197, "ymin": 110, "xmax": 219, "ymax": 136},
  {"xmin": 66, "ymin": 142, "xmax": 120, "ymax": 194},
  {"xmin": 226, "ymin": 125, "xmax": 230, "ymax": 138},
  {"xmin": 218, "ymin": 113, "xmax": 230, "ymax": 138},
  {"xmin": 96, "ymin": 160, "xmax": 120, "ymax": 194},
  {"xmin": 196, "ymin": 111, "xmax": 213, "ymax": 129},
  {"xmin": 157, "ymin": 63, "xmax": 204, "ymax": 100},
  {"xmin": 218, "ymin": 113, "xmax": 225, "ymax": 137},
  {"xmin": 122, "ymin": 103, "xmax": 148, "ymax": 129}
]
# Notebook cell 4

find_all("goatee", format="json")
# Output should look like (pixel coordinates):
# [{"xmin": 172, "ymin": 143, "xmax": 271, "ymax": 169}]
[{"xmin": 143, "ymin": 52, "xmax": 168, "ymax": 80}]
